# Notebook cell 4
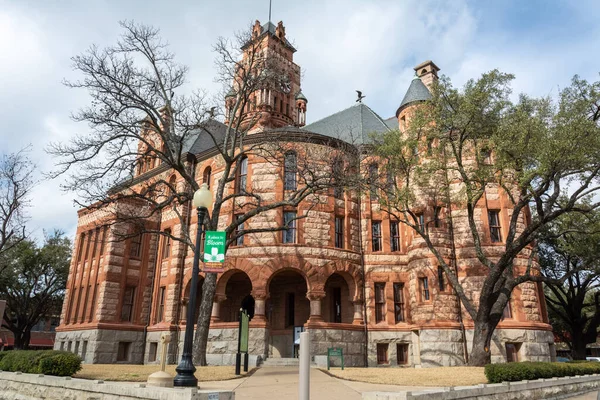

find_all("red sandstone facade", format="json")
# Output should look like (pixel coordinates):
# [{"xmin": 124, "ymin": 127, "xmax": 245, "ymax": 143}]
[{"xmin": 55, "ymin": 20, "xmax": 554, "ymax": 367}]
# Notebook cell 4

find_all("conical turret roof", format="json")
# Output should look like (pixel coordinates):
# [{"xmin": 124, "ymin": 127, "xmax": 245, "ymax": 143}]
[{"xmin": 396, "ymin": 75, "xmax": 432, "ymax": 116}]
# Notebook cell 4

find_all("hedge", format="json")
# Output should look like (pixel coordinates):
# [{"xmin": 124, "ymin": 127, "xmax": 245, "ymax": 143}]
[
  {"xmin": 485, "ymin": 361, "xmax": 600, "ymax": 383},
  {"xmin": 0, "ymin": 350, "xmax": 82, "ymax": 376}
]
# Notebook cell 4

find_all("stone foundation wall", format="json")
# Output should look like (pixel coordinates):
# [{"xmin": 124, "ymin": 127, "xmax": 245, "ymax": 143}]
[
  {"xmin": 368, "ymin": 330, "xmax": 414, "ymax": 367},
  {"xmin": 204, "ymin": 327, "xmax": 268, "ymax": 366},
  {"xmin": 54, "ymin": 329, "xmax": 145, "ymax": 364},
  {"xmin": 366, "ymin": 328, "xmax": 553, "ymax": 367},
  {"xmin": 471, "ymin": 328, "xmax": 555, "ymax": 364},
  {"xmin": 310, "ymin": 328, "xmax": 366, "ymax": 367},
  {"xmin": 362, "ymin": 374, "xmax": 600, "ymax": 400},
  {"xmin": 419, "ymin": 329, "xmax": 466, "ymax": 367}
]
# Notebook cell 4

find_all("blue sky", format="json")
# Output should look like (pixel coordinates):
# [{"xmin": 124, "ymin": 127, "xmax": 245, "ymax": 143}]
[{"xmin": 1, "ymin": 0, "xmax": 599, "ymax": 242}]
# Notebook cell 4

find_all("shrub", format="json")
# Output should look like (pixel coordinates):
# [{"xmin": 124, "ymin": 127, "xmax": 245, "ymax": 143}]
[
  {"xmin": 38, "ymin": 353, "xmax": 82, "ymax": 376},
  {"xmin": 485, "ymin": 361, "xmax": 600, "ymax": 383},
  {"xmin": 0, "ymin": 350, "xmax": 81, "ymax": 376}
]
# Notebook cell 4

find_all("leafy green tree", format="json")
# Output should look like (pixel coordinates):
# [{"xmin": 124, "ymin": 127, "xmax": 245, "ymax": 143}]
[
  {"xmin": 372, "ymin": 71, "xmax": 600, "ymax": 365},
  {"xmin": 540, "ymin": 211, "xmax": 600, "ymax": 360},
  {"xmin": 0, "ymin": 231, "xmax": 71, "ymax": 349}
]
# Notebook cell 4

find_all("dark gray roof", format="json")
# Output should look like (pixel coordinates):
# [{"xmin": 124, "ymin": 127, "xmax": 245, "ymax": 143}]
[
  {"xmin": 184, "ymin": 119, "xmax": 229, "ymax": 155},
  {"xmin": 396, "ymin": 76, "xmax": 432, "ymax": 116},
  {"xmin": 295, "ymin": 91, "xmax": 307, "ymax": 102},
  {"xmin": 302, "ymin": 103, "xmax": 393, "ymax": 145},
  {"xmin": 384, "ymin": 116, "xmax": 398, "ymax": 130}
]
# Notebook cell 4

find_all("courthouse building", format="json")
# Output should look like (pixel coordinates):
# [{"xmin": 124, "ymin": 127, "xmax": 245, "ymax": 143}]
[{"xmin": 55, "ymin": 19, "xmax": 555, "ymax": 367}]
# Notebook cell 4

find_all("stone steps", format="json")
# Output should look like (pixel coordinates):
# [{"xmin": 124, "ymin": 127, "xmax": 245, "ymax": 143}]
[{"xmin": 261, "ymin": 357, "xmax": 300, "ymax": 367}]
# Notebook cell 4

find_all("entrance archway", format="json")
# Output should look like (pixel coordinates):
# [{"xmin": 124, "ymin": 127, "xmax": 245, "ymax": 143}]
[
  {"xmin": 220, "ymin": 271, "xmax": 253, "ymax": 322},
  {"xmin": 323, "ymin": 273, "xmax": 353, "ymax": 323},
  {"xmin": 267, "ymin": 269, "xmax": 309, "ymax": 358}
]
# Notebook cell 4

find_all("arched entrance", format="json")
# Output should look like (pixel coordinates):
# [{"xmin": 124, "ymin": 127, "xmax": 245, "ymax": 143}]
[
  {"xmin": 182, "ymin": 276, "xmax": 204, "ymax": 324},
  {"xmin": 220, "ymin": 271, "xmax": 254, "ymax": 322},
  {"xmin": 323, "ymin": 273, "xmax": 353, "ymax": 323},
  {"xmin": 267, "ymin": 269, "xmax": 309, "ymax": 358}
]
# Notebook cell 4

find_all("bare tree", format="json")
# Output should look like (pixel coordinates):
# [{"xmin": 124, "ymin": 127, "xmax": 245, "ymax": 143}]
[
  {"xmin": 49, "ymin": 21, "xmax": 350, "ymax": 364},
  {"xmin": 371, "ymin": 71, "xmax": 600, "ymax": 365},
  {"xmin": 0, "ymin": 148, "xmax": 34, "ymax": 274}
]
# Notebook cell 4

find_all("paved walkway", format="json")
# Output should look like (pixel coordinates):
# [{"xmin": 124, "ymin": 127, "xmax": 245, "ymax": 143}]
[
  {"xmin": 199, "ymin": 367, "xmax": 442, "ymax": 400},
  {"xmin": 568, "ymin": 392, "xmax": 599, "ymax": 400}
]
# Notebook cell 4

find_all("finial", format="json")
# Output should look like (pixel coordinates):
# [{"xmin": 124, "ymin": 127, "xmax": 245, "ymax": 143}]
[
  {"xmin": 356, "ymin": 90, "xmax": 366, "ymax": 103},
  {"xmin": 268, "ymin": 0, "xmax": 272, "ymax": 23}
]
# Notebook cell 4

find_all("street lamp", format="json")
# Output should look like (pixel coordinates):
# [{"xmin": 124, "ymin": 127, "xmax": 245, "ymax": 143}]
[{"xmin": 174, "ymin": 183, "xmax": 213, "ymax": 387}]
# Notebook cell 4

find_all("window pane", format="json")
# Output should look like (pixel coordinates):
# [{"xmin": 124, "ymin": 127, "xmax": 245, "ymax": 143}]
[
  {"xmin": 377, "ymin": 343, "xmax": 388, "ymax": 364},
  {"xmin": 489, "ymin": 210, "xmax": 502, "ymax": 242},
  {"xmin": 397, "ymin": 343, "xmax": 408, "ymax": 365},
  {"xmin": 284, "ymin": 152, "xmax": 297, "ymax": 190},
  {"xmin": 237, "ymin": 157, "xmax": 248, "ymax": 193},
  {"xmin": 129, "ymin": 234, "xmax": 142, "ymax": 259},
  {"xmin": 121, "ymin": 286, "xmax": 136, "ymax": 322},
  {"xmin": 335, "ymin": 217, "xmax": 344, "ymax": 249},
  {"xmin": 438, "ymin": 266, "xmax": 445, "ymax": 292},
  {"xmin": 372, "ymin": 221, "xmax": 382, "ymax": 252},
  {"xmin": 235, "ymin": 214, "xmax": 244, "ymax": 246},
  {"xmin": 283, "ymin": 211, "xmax": 297, "ymax": 243},
  {"xmin": 162, "ymin": 230, "xmax": 171, "ymax": 259},
  {"xmin": 434, "ymin": 207, "xmax": 442, "ymax": 228},
  {"xmin": 420, "ymin": 278, "xmax": 430, "ymax": 301},
  {"xmin": 393, "ymin": 283, "xmax": 404, "ymax": 323},
  {"xmin": 375, "ymin": 283, "xmax": 386, "ymax": 323},
  {"xmin": 390, "ymin": 221, "xmax": 400, "ymax": 252}
]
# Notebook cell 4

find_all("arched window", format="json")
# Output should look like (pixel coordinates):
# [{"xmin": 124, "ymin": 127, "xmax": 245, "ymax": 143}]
[
  {"xmin": 236, "ymin": 156, "xmax": 248, "ymax": 194},
  {"xmin": 284, "ymin": 151, "xmax": 297, "ymax": 191},
  {"xmin": 203, "ymin": 166, "xmax": 212, "ymax": 189}
]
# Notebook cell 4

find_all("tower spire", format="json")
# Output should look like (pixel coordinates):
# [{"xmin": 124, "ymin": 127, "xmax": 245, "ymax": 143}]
[{"xmin": 268, "ymin": 0, "xmax": 272, "ymax": 22}]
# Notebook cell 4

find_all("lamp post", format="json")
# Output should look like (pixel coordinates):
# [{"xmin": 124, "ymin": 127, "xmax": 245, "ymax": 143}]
[{"xmin": 174, "ymin": 183, "xmax": 213, "ymax": 387}]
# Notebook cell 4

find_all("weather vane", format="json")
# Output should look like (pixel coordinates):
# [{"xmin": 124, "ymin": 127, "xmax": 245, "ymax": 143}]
[{"xmin": 356, "ymin": 90, "xmax": 366, "ymax": 103}]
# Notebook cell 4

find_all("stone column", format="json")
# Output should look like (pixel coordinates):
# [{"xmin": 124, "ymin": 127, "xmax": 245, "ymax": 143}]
[
  {"xmin": 251, "ymin": 290, "xmax": 268, "ymax": 324},
  {"xmin": 307, "ymin": 291, "xmax": 325, "ymax": 323},
  {"xmin": 352, "ymin": 300, "xmax": 365, "ymax": 325},
  {"xmin": 210, "ymin": 294, "xmax": 226, "ymax": 323}
]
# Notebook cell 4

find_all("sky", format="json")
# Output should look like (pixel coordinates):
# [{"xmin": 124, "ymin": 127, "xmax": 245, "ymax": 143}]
[{"xmin": 1, "ymin": 0, "xmax": 599, "ymax": 243}]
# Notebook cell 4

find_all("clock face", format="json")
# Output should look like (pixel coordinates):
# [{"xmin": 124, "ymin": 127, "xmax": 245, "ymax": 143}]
[{"xmin": 281, "ymin": 80, "xmax": 291, "ymax": 94}]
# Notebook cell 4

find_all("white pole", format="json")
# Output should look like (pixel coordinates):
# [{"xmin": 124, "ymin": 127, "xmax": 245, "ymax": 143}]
[{"xmin": 299, "ymin": 331, "xmax": 310, "ymax": 400}]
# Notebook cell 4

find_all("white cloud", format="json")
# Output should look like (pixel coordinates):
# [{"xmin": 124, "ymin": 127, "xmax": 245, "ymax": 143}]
[{"xmin": 0, "ymin": 0, "xmax": 599, "ymax": 244}]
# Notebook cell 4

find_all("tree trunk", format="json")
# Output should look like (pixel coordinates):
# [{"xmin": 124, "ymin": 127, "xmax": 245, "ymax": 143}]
[
  {"xmin": 469, "ymin": 318, "xmax": 494, "ymax": 366},
  {"xmin": 571, "ymin": 332, "xmax": 588, "ymax": 360},
  {"xmin": 193, "ymin": 272, "xmax": 217, "ymax": 365},
  {"xmin": 13, "ymin": 328, "xmax": 31, "ymax": 350}
]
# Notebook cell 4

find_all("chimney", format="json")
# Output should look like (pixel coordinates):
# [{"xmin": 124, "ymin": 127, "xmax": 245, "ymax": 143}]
[{"xmin": 414, "ymin": 60, "xmax": 440, "ymax": 90}]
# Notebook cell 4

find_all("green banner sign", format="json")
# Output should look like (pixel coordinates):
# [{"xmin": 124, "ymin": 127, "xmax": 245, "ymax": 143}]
[
  {"xmin": 240, "ymin": 310, "xmax": 249, "ymax": 353},
  {"xmin": 204, "ymin": 231, "xmax": 226, "ymax": 263}
]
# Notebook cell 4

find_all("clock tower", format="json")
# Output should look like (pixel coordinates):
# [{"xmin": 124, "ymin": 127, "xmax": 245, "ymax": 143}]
[{"xmin": 226, "ymin": 20, "xmax": 308, "ymax": 133}]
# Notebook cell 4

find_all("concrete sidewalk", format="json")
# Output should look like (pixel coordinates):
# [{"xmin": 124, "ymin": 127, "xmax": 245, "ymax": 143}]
[
  {"xmin": 198, "ymin": 367, "xmax": 442, "ymax": 400},
  {"xmin": 568, "ymin": 392, "xmax": 599, "ymax": 400}
]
